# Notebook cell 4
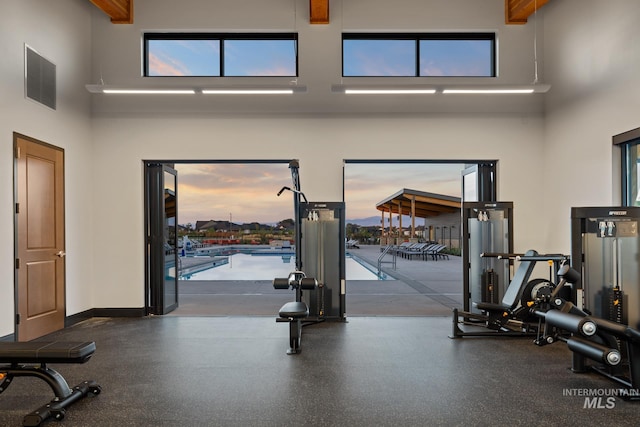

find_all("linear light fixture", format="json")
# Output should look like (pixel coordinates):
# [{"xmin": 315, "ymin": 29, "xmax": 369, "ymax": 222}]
[
  {"xmin": 104, "ymin": 89, "xmax": 195, "ymax": 94},
  {"xmin": 86, "ymin": 84, "xmax": 307, "ymax": 95},
  {"xmin": 202, "ymin": 88, "xmax": 304, "ymax": 95},
  {"xmin": 442, "ymin": 88, "xmax": 533, "ymax": 94},
  {"xmin": 332, "ymin": 84, "xmax": 550, "ymax": 95},
  {"xmin": 85, "ymin": 85, "xmax": 195, "ymax": 94},
  {"xmin": 345, "ymin": 88, "xmax": 437, "ymax": 95},
  {"xmin": 442, "ymin": 84, "xmax": 551, "ymax": 94},
  {"xmin": 332, "ymin": 85, "xmax": 436, "ymax": 95}
]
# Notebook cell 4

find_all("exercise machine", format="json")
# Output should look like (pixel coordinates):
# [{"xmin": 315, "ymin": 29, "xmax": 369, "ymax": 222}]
[
  {"xmin": 461, "ymin": 202, "xmax": 514, "ymax": 312},
  {"xmin": 451, "ymin": 250, "xmax": 569, "ymax": 338},
  {"xmin": 0, "ymin": 341, "xmax": 101, "ymax": 426},
  {"xmin": 299, "ymin": 201, "xmax": 345, "ymax": 321},
  {"xmin": 528, "ymin": 207, "xmax": 640, "ymax": 395},
  {"xmin": 533, "ymin": 264, "xmax": 640, "ymax": 397},
  {"xmin": 273, "ymin": 160, "xmax": 323, "ymax": 354},
  {"xmin": 571, "ymin": 207, "xmax": 640, "ymax": 333}
]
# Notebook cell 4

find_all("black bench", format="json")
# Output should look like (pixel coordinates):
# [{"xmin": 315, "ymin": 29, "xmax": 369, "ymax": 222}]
[
  {"xmin": 273, "ymin": 272, "xmax": 317, "ymax": 354},
  {"xmin": 0, "ymin": 341, "xmax": 101, "ymax": 426}
]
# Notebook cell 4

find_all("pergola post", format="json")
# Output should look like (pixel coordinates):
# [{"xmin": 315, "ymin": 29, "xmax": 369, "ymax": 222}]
[
  {"xmin": 398, "ymin": 201, "xmax": 403, "ymax": 242},
  {"xmin": 411, "ymin": 196, "xmax": 416, "ymax": 240}
]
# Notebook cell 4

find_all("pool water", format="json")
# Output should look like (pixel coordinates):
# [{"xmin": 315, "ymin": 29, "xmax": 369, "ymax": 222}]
[{"xmin": 180, "ymin": 253, "xmax": 388, "ymax": 281}]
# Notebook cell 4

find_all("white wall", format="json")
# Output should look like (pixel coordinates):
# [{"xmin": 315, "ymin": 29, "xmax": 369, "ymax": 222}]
[
  {"xmin": 7, "ymin": 0, "xmax": 638, "ymax": 328},
  {"xmin": 541, "ymin": 0, "xmax": 640, "ymax": 252},
  {"xmin": 92, "ymin": 113, "xmax": 547, "ymax": 307},
  {"xmin": 0, "ymin": 0, "xmax": 94, "ymax": 337},
  {"xmin": 88, "ymin": 0, "xmax": 551, "ymax": 308},
  {"xmin": 89, "ymin": 0, "xmax": 545, "ymax": 115}
]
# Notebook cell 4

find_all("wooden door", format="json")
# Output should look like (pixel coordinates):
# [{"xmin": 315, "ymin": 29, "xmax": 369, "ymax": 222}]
[{"xmin": 14, "ymin": 134, "xmax": 65, "ymax": 341}]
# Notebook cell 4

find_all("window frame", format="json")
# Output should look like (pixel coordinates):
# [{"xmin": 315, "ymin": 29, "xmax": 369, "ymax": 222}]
[
  {"xmin": 341, "ymin": 32, "xmax": 496, "ymax": 78},
  {"xmin": 143, "ymin": 32, "xmax": 299, "ymax": 77},
  {"xmin": 615, "ymin": 127, "xmax": 640, "ymax": 206}
]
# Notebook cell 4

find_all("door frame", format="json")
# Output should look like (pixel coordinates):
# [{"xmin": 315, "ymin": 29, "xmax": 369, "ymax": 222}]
[
  {"xmin": 342, "ymin": 159, "xmax": 498, "ymax": 315},
  {"xmin": 143, "ymin": 159, "xmax": 292, "ymax": 315}
]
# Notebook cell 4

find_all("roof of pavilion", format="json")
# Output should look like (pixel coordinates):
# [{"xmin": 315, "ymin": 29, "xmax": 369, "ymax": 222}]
[{"xmin": 375, "ymin": 189, "xmax": 461, "ymax": 218}]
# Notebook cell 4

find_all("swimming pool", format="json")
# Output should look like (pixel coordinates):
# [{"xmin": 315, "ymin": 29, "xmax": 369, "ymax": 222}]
[{"xmin": 180, "ymin": 253, "xmax": 389, "ymax": 281}]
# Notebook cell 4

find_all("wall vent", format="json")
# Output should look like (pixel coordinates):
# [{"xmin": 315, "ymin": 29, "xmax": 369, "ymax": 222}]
[{"xmin": 25, "ymin": 45, "xmax": 56, "ymax": 110}]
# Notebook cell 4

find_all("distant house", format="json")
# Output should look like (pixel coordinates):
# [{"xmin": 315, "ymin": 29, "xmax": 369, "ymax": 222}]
[{"xmin": 195, "ymin": 220, "xmax": 216, "ymax": 232}]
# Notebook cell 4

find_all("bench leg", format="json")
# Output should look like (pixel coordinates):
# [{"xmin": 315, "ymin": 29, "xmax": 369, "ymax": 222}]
[
  {"xmin": 1, "ymin": 365, "xmax": 72, "ymax": 399},
  {"xmin": 288, "ymin": 319, "xmax": 302, "ymax": 355},
  {"xmin": 23, "ymin": 380, "xmax": 101, "ymax": 427},
  {"xmin": 0, "ymin": 365, "xmax": 101, "ymax": 427}
]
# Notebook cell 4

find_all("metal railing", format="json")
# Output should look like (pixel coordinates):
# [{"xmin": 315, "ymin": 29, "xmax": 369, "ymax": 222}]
[{"xmin": 377, "ymin": 244, "xmax": 397, "ymax": 275}]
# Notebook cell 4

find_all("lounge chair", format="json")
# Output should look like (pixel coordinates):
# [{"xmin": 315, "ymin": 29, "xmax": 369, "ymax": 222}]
[
  {"xmin": 399, "ymin": 243, "xmax": 428, "ymax": 259},
  {"xmin": 346, "ymin": 239, "xmax": 360, "ymax": 249},
  {"xmin": 423, "ymin": 244, "xmax": 449, "ymax": 261}
]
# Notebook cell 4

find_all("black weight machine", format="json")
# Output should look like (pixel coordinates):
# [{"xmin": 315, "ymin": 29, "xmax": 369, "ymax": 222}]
[
  {"xmin": 272, "ymin": 160, "xmax": 322, "ymax": 354},
  {"xmin": 451, "ymin": 250, "xmax": 570, "ymax": 338},
  {"xmin": 533, "ymin": 264, "xmax": 640, "ymax": 398},
  {"xmin": 531, "ymin": 207, "xmax": 640, "ymax": 396}
]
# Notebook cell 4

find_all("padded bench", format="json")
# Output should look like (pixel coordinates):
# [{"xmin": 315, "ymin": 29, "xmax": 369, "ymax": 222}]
[
  {"xmin": 0, "ymin": 341, "xmax": 101, "ymax": 427},
  {"xmin": 278, "ymin": 301, "xmax": 309, "ymax": 319}
]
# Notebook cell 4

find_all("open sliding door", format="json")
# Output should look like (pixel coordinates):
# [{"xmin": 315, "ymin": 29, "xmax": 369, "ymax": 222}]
[
  {"xmin": 145, "ymin": 163, "xmax": 178, "ymax": 315},
  {"xmin": 462, "ymin": 162, "xmax": 496, "ymax": 203}
]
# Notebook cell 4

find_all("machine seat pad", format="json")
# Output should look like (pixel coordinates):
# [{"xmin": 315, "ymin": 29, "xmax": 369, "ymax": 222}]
[
  {"xmin": 475, "ymin": 302, "xmax": 508, "ymax": 313},
  {"xmin": 0, "ymin": 341, "xmax": 96, "ymax": 364},
  {"xmin": 279, "ymin": 302, "xmax": 309, "ymax": 319}
]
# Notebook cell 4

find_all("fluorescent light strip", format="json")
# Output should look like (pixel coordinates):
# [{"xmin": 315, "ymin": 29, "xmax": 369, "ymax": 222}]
[
  {"xmin": 442, "ymin": 89, "xmax": 535, "ymax": 94},
  {"xmin": 102, "ymin": 89, "xmax": 195, "ymax": 94},
  {"xmin": 344, "ymin": 89, "xmax": 436, "ymax": 95},
  {"xmin": 202, "ymin": 89, "xmax": 294, "ymax": 95}
]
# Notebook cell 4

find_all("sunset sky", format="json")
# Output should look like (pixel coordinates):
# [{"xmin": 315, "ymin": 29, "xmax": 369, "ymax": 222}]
[
  {"xmin": 147, "ymin": 36, "xmax": 491, "ymax": 77},
  {"xmin": 175, "ymin": 163, "xmax": 464, "ymax": 226}
]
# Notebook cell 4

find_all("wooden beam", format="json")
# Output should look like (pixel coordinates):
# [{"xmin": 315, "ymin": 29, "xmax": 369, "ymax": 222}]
[
  {"xmin": 310, "ymin": 0, "xmax": 329, "ymax": 24},
  {"xmin": 90, "ymin": 0, "xmax": 133, "ymax": 24},
  {"xmin": 505, "ymin": 0, "xmax": 549, "ymax": 25}
]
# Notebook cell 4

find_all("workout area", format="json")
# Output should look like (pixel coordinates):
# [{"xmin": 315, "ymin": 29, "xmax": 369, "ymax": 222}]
[{"xmin": 3, "ymin": 1, "xmax": 640, "ymax": 426}]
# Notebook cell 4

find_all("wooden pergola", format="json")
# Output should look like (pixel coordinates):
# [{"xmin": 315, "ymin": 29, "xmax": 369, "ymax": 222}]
[{"xmin": 376, "ymin": 189, "xmax": 460, "ymax": 240}]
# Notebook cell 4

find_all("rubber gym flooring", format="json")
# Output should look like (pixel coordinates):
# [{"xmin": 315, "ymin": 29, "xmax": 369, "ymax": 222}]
[
  {"xmin": 2, "ymin": 248, "xmax": 637, "ymax": 425},
  {"xmin": 0, "ymin": 315, "xmax": 638, "ymax": 426}
]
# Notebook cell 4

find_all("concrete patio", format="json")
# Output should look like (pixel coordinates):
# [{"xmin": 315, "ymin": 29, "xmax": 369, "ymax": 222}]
[{"xmin": 171, "ymin": 244, "xmax": 463, "ymax": 317}]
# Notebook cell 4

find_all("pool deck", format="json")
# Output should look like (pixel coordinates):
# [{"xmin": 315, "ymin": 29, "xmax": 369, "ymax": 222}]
[{"xmin": 172, "ymin": 244, "xmax": 463, "ymax": 317}]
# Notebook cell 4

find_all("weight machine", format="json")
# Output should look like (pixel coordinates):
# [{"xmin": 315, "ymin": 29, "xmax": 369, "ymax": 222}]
[{"xmin": 272, "ymin": 161, "xmax": 345, "ymax": 354}]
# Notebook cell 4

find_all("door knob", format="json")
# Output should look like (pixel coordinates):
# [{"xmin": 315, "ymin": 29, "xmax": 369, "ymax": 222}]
[{"xmin": 55, "ymin": 251, "xmax": 66, "ymax": 258}]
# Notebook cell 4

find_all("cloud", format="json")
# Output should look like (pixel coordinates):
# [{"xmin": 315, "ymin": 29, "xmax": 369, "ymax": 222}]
[
  {"xmin": 176, "ymin": 164, "xmax": 293, "ymax": 225},
  {"xmin": 174, "ymin": 163, "xmax": 464, "ymax": 226},
  {"xmin": 344, "ymin": 164, "xmax": 464, "ymax": 219},
  {"xmin": 148, "ymin": 53, "xmax": 189, "ymax": 76}
]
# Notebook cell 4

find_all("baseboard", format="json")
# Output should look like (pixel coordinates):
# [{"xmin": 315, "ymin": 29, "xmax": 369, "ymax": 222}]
[
  {"xmin": 0, "ymin": 333, "xmax": 15, "ymax": 342},
  {"xmin": 65, "ymin": 309, "xmax": 95, "ymax": 327},
  {"xmin": 65, "ymin": 308, "xmax": 146, "ymax": 325},
  {"xmin": 92, "ymin": 307, "xmax": 147, "ymax": 317}
]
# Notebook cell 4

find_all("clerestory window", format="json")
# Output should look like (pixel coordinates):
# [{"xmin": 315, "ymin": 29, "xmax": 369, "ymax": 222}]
[
  {"xmin": 342, "ymin": 33, "xmax": 496, "ymax": 77},
  {"xmin": 144, "ymin": 33, "xmax": 298, "ymax": 77}
]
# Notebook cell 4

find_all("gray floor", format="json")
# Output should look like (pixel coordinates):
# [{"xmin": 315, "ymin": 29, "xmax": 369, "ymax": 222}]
[
  {"xmin": 1, "ymin": 316, "xmax": 638, "ymax": 426},
  {"xmin": 2, "ymin": 248, "xmax": 637, "ymax": 426}
]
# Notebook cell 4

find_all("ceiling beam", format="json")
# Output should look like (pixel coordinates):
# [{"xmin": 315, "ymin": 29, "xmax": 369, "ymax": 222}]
[
  {"xmin": 89, "ymin": 0, "xmax": 133, "ymax": 24},
  {"xmin": 505, "ymin": 0, "xmax": 549, "ymax": 25},
  {"xmin": 310, "ymin": 0, "xmax": 329, "ymax": 24}
]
